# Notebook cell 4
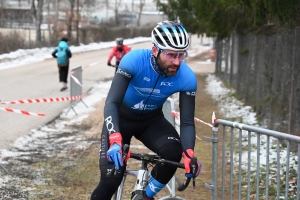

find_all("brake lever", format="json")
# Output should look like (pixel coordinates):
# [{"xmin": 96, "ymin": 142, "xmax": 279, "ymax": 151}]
[{"xmin": 191, "ymin": 157, "xmax": 197, "ymax": 189}]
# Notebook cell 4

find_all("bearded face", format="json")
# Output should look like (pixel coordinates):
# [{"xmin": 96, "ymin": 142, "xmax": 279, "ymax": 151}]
[
  {"xmin": 155, "ymin": 47, "xmax": 188, "ymax": 77},
  {"xmin": 156, "ymin": 53, "xmax": 181, "ymax": 76}
]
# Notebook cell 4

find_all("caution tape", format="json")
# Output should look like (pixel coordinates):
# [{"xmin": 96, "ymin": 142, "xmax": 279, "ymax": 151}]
[
  {"xmin": 171, "ymin": 110, "xmax": 215, "ymax": 128},
  {"xmin": 0, "ymin": 107, "xmax": 45, "ymax": 116},
  {"xmin": 171, "ymin": 110, "xmax": 206, "ymax": 141},
  {"xmin": 0, "ymin": 95, "xmax": 84, "ymax": 104}
]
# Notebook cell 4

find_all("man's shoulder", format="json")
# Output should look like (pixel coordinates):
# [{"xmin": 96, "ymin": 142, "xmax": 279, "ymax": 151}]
[
  {"xmin": 179, "ymin": 62, "xmax": 196, "ymax": 76},
  {"xmin": 123, "ymin": 45, "xmax": 131, "ymax": 50}
]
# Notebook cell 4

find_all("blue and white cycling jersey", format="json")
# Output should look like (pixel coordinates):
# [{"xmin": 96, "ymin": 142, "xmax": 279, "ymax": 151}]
[{"xmin": 118, "ymin": 49, "xmax": 197, "ymax": 114}]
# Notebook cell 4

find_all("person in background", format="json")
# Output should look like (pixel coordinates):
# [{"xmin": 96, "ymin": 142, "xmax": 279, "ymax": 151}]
[
  {"xmin": 51, "ymin": 38, "xmax": 72, "ymax": 91},
  {"xmin": 91, "ymin": 21, "xmax": 202, "ymax": 200},
  {"xmin": 107, "ymin": 38, "xmax": 131, "ymax": 73}
]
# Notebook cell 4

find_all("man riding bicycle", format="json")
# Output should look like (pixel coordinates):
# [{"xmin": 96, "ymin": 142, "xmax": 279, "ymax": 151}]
[
  {"xmin": 107, "ymin": 37, "xmax": 131, "ymax": 73},
  {"xmin": 91, "ymin": 21, "xmax": 202, "ymax": 200}
]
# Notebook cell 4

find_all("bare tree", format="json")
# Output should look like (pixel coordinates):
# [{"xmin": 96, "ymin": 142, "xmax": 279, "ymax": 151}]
[
  {"xmin": 31, "ymin": 0, "xmax": 44, "ymax": 43},
  {"xmin": 0, "ymin": 0, "xmax": 6, "ymax": 8},
  {"xmin": 137, "ymin": 0, "xmax": 145, "ymax": 26},
  {"xmin": 53, "ymin": 0, "xmax": 60, "ymax": 39},
  {"xmin": 114, "ymin": 0, "xmax": 121, "ymax": 26},
  {"xmin": 75, "ymin": 0, "xmax": 81, "ymax": 45},
  {"xmin": 67, "ymin": 0, "xmax": 75, "ymax": 40},
  {"xmin": 46, "ymin": 0, "xmax": 52, "ymax": 44}
]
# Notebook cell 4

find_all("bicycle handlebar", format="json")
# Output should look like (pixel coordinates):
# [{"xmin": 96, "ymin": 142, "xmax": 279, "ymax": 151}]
[{"xmin": 106, "ymin": 144, "xmax": 197, "ymax": 191}]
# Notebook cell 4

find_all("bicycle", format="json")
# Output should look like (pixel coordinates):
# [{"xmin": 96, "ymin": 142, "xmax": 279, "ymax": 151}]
[{"xmin": 107, "ymin": 144, "xmax": 197, "ymax": 200}]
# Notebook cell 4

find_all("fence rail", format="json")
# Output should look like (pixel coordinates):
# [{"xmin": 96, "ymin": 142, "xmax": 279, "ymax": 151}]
[{"xmin": 206, "ymin": 119, "xmax": 300, "ymax": 200}]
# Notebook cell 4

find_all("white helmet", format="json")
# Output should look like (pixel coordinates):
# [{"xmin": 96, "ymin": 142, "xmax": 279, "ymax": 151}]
[{"xmin": 151, "ymin": 21, "xmax": 190, "ymax": 51}]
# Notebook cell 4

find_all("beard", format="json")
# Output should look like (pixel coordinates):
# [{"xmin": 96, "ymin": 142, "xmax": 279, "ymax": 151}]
[{"xmin": 156, "ymin": 56, "xmax": 180, "ymax": 77}]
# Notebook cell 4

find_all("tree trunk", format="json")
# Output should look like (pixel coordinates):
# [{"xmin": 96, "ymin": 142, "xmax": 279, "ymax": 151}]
[
  {"xmin": 67, "ymin": 0, "xmax": 75, "ymax": 41},
  {"xmin": 114, "ymin": 0, "xmax": 120, "ymax": 26},
  {"xmin": 47, "ymin": 0, "xmax": 52, "ymax": 45},
  {"xmin": 54, "ymin": 0, "xmax": 59, "ymax": 39},
  {"xmin": 137, "ymin": 0, "xmax": 145, "ymax": 26},
  {"xmin": 31, "ymin": 0, "xmax": 44, "ymax": 44},
  {"xmin": 75, "ymin": 0, "xmax": 80, "ymax": 45}
]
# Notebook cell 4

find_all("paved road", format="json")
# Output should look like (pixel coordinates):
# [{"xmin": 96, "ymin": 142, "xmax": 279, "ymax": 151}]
[{"xmin": 0, "ymin": 36, "xmax": 214, "ymax": 149}]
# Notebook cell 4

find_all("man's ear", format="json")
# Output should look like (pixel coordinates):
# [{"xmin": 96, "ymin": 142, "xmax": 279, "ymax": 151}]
[{"xmin": 152, "ymin": 46, "xmax": 158, "ymax": 57}]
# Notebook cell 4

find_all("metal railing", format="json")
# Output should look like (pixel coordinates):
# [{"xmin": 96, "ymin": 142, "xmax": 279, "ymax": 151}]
[{"xmin": 205, "ymin": 119, "xmax": 300, "ymax": 200}]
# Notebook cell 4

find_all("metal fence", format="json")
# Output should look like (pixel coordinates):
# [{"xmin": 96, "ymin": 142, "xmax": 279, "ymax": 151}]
[{"xmin": 205, "ymin": 119, "xmax": 300, "ymax": 200}]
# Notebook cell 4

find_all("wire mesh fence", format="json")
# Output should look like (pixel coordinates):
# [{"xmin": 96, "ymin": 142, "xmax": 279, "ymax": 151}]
[{"xmin": 214, "ymin": 28, "xmax": 300, "ymax": 150}]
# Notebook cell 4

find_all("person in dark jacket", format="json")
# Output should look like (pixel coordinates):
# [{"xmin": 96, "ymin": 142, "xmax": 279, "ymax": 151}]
[{"xmin": 51, "ymin": 38, "xmax": 72, "ymax": 91}]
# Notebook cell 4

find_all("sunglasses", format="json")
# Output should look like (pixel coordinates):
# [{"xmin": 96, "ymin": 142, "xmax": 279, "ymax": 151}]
[{"xmin": 160, "ymin": 49, "xmax": 187, "ymax": 62}]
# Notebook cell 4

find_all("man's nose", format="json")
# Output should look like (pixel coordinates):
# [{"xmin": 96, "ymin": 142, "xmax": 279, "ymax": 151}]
[{"xmin": 172, "ymin": 57, "xmax": 181, "ymax": 65}]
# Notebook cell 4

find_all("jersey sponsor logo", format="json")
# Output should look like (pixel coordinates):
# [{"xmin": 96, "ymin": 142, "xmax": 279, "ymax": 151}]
[
  {"xmin": 161, "ymin": 82, "xmax": 173, "ymax": 86},
  {"xmin": 116, "ymin": 68, "xmax": 131, "ymax": 78},
  {"xmin": 143, "ymin": 77, "xmax": 150, "ymax": 82},
  {"xmin": 100, "ymin": 135, "xmax": 106, "ymax": 158},
  {"xmin": 132, "ymin": 100, "xmax": 145, "ymax": 110},
  {"xmin": 134, "ymin": 87, "xmax": 160, "ymax": 94},
  {"xmin": 133, "ymin": 87, "xmax": 167, "ymax": 99},
  {"xmin": 105, "ymin": 116, "xmax": 116, "ymax": 134},
  {"xmin": 186, "ymin": 91, "xmax": 196, "ymax": 96},
  {"xmin": 131, "ymin": 100, "xmax": 158, "ymax": 110},
  {"xmin": 167, "ymin": 136, "xmax": 180, "ymax": 143}
]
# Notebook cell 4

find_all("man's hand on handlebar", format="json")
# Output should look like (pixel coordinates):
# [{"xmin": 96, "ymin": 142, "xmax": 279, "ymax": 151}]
[
  {"xmin": 182, "ymin": 149, "xmax": 202, "ymax": 179},
  {"xmin": 106, "ymin": 133, "xmax": 130, "ymax": 171}
]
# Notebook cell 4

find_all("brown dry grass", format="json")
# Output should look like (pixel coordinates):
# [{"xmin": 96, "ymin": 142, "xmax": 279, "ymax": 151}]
[{"xmin": 34, "ymin": 73, "xmax": 230, "ymax": 200}]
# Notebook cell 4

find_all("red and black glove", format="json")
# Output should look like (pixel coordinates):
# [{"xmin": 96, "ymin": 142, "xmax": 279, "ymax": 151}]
[
  {"xmin": 182, "ymin": 149, "xmax": 202, "ymax": 178},
  {"xmin": 106, "ymin": 132, "xmax": 130, "ymax": 170}
]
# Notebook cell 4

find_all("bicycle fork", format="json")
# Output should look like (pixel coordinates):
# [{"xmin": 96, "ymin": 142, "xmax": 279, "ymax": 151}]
[{"xmin": 131, "ymin": 162, "xmax": 149, "ymax": 199}]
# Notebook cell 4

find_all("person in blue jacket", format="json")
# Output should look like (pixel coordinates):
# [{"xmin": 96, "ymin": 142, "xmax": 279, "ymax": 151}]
[
  {"xmin": 51, "ymin": 38, "xmax": 72, "ymax": 91},
  {"xmin": 90, "ymin": 21, "xmax": 202, "ymax": 200}
]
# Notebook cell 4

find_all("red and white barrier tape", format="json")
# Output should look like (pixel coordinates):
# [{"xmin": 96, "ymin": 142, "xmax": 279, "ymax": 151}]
[
  {"xmin": 171, "ymin": 110, "xmax": 216, "ymax": 128},
  {"xmin": 0, "ymin": 107, "xmax": 45, "ymax": 116},
  {"xmin": 0, "ymin": 95, "xmax": 84, "ymax": 105},
  {"xmin": 171, "ymin": 110, "xmax": 207, "ymax": 141}
]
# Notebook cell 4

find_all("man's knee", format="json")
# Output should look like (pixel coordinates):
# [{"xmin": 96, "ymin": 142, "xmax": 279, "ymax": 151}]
[{"xmin": 158, "ymin": 142, "xmax": 182, "ymax": 162}]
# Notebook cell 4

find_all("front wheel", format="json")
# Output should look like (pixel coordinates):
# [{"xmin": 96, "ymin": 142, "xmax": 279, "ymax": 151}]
[{"xmin": 131, "ymin": 193, "xmax": 146, "ymax": 200}]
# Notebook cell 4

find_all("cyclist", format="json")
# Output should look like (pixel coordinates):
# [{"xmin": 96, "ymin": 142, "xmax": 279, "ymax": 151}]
[
  {"xmin": 91, "ymin": 21, "xmax": 202, "ymax": 200},
  {"xmin": 107, "ymin": 37, "xmax": 131, "ymax": 73}
]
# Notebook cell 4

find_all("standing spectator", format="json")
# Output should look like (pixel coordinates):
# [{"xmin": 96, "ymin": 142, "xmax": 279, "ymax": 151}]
[
  {"xmin": 107, "ymin": 38, "xmax": 131, "ymax": 73},
  {"xmin": 51, "ymin": 38, "xmax": 72, "ymax": 91}
]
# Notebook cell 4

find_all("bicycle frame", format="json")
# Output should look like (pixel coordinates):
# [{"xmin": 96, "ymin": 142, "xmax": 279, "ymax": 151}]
[
  {"xmin": 109, "ymin": 144, "xmax": 195, "ymax": 200},
  {"xmin": 113, "ymin": 162, "xmax": 186, "ymax": 200}
]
